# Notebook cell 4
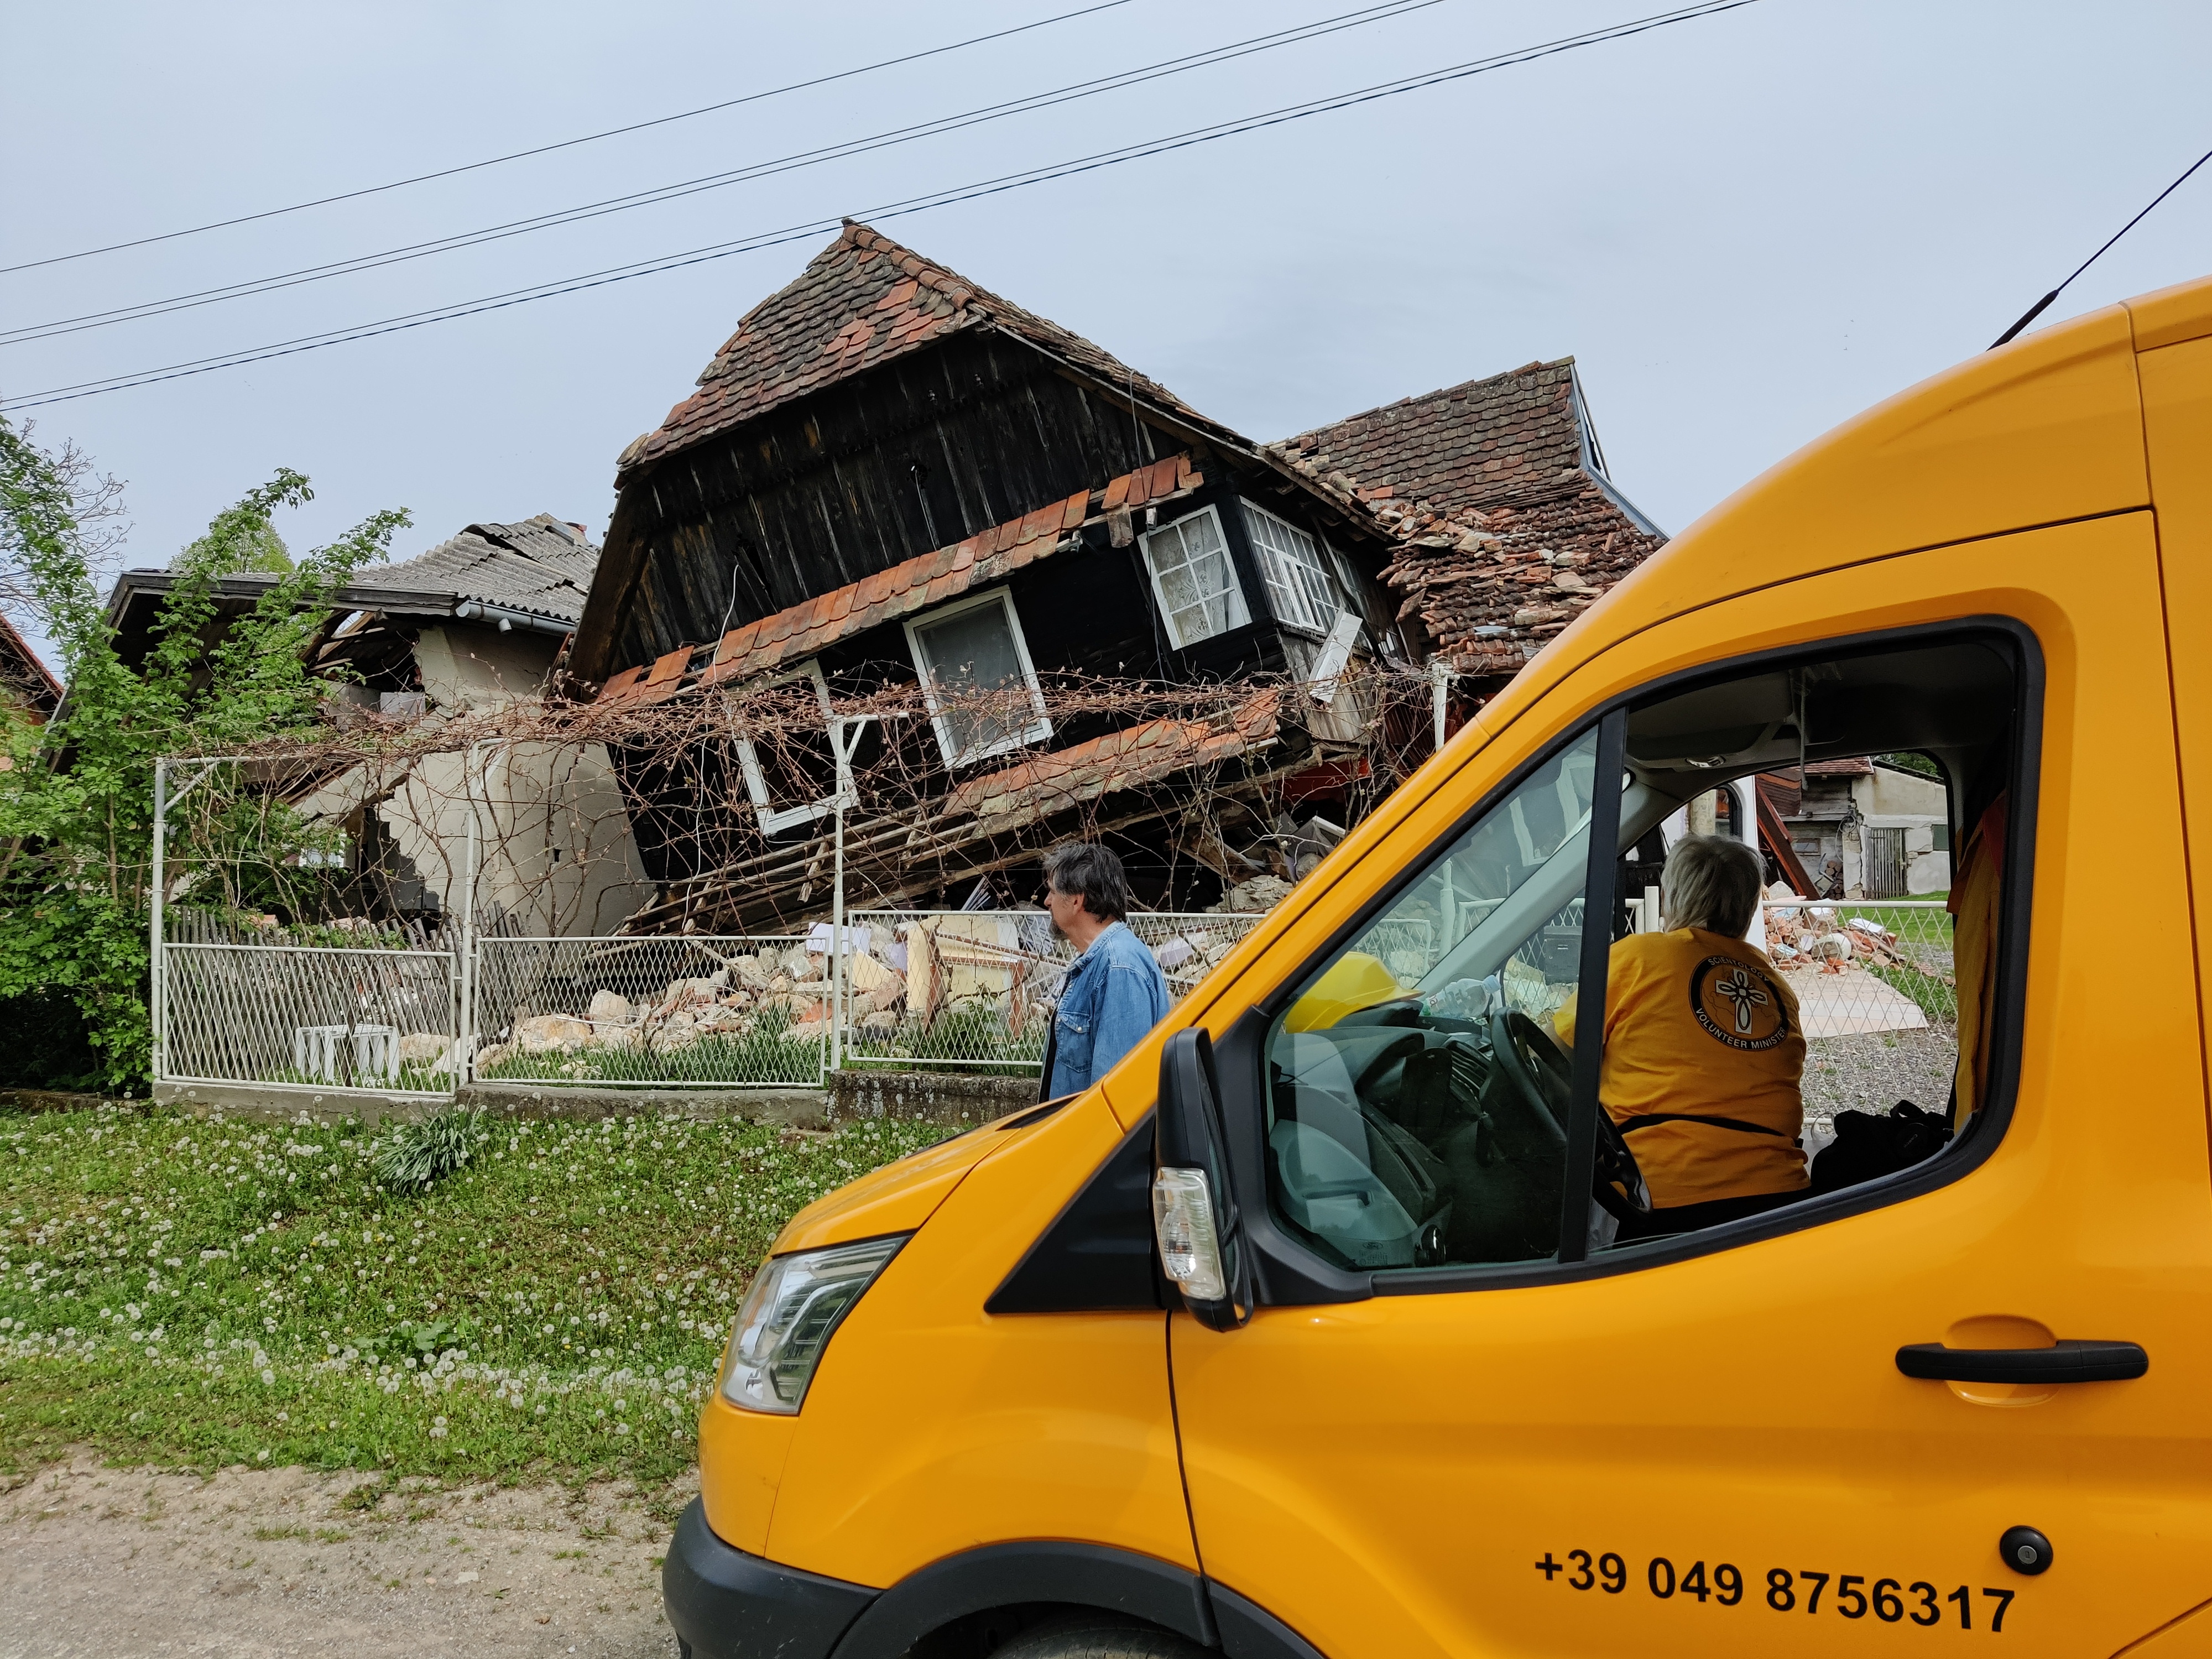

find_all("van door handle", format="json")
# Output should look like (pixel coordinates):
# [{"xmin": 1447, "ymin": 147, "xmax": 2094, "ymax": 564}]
[{"xmin": 1895, "ymin": 1340, "xmax": 2148, "ymax": 1384}]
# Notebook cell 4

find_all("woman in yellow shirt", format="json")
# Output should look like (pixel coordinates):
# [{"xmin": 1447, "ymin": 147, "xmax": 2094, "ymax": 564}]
[{"xmin": 1553, "ymin": 832, "xmax": 1808, "ymax": 1240}]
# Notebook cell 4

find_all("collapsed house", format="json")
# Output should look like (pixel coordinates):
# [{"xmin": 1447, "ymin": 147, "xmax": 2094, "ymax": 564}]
[
  {"xmin": 574, "ymin": 222, "xmax": 1417, "ymax": 933},
  {"xmin": 1270, "ymin": 358, "xmax": 1668, "ymax": 687},
  {"xmin": 110, "ymin": 516, "xmax": 654, "ymax": 932}
]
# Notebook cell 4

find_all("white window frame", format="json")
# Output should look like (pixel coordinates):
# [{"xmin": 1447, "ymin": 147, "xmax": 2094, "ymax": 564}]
[
  {"xmin": 902, "ymin": 587, "xmax": 1053, "ymax": 769},
  {"xmin": 736, "ymin": 658, "xmax": 836, "ymax": 834},
  {"xmin": 1138, "ymin": 504, "xmax": 1252, "ymax": 650},
  {"xmin": 1242, "ymin": 500, "xmax": 1351, "ymax": 636}
]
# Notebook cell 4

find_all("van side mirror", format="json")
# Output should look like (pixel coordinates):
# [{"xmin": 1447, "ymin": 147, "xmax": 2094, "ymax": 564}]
[{"xmin": 1154, "ymin": 1027, "xmax": 1252, "ymax": 1331}]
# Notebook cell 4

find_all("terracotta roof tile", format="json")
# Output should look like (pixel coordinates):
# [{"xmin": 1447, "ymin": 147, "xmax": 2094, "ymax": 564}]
[
  {"xmin": 942, "ymin": 693, "xmax": 1280, "ymax": 821},
  {"xmin": 615, "ymin": 222, "xmax": 1225, "ymax": 484},
  {"xmin": 1269, "ymin": 359, "xmax": 1666, "ymax": 676}
]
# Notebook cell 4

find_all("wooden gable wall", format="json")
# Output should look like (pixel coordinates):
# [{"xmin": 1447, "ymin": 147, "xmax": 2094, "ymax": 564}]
[{"xmin": 607, "ymin": 331, "xmax": 1166, "ymax": 674}]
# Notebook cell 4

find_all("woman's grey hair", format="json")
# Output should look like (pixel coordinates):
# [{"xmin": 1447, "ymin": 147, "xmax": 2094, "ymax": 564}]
[
  {"xmin": 1043, "ymin": 841, "xmax": 1129, "ymax": 922},
  {"xmin": 1661, "ymin": 833, "xmax": 1765, "ymax": 936}
]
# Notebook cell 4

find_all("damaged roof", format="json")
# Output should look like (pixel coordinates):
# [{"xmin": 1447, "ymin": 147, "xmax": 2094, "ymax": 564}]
[
  {"xmin": 1282, "ymin": 358, "xmax": 1593, "ymax": 505},
  {"xmin": 106, "ymin": 514, "xmax": 601, "ymax": 659},
  {"xmin": 614, "ymin": 221, "xmax": 1232, "ymax": 484},
  {"xmin": 352, "ymin": 514, "xmax": 599, "ymax": 630},
  {"xmin": 942, "ymin": 692, "xmax": 1280, "ymax": 823},
  {"xmin": 1272, "ymin": 359, "xmax": 1667, "ymax": 677},
  {"xmin": 599, "ymin": 455, "xmax": 1203, "ymax": 703}
]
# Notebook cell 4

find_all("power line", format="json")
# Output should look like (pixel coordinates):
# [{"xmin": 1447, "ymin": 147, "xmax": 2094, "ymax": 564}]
[
  {"xmin": 0, "ymin": 1, "xmax": 1762, "ymax": 413},
  {"xmin": 0, "ymin": 0, "xmax": 1446, "ymax": 348},
  {"xmin": 0, "ymin": 0, "xmax": 1136, "ymax": 276},
  {"xmin": 1990, "ymin": 142, "xmax": 2212, "ymax": 348}
]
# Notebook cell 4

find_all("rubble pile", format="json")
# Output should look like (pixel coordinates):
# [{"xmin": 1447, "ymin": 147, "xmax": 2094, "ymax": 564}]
[
  {"xmin": 476, "ymin": 938, "xmax": 875, "ymax": 1070},
  {"xmin": 467, "ymin": 810, "xmax": 1350, "ymax": 1073},
  {"xmin": 1764, "ymin": 909, "xmax": 1934, "ymax": 978}
]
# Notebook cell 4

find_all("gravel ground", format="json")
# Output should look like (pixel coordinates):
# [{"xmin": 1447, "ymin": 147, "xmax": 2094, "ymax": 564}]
[
  {"xmin": 0, "ymin": 1452, "xmax": 692, "ymax": 1658},
  {"xmin": 1799, "ymin": 1027, "xmax": 1958, "ymax": 1143}
]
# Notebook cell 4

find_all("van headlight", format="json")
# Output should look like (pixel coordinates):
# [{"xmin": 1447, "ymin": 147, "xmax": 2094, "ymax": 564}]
[{"xmin": 718, "ymin": 1235, "xmax": 905, "ymax": 1414}]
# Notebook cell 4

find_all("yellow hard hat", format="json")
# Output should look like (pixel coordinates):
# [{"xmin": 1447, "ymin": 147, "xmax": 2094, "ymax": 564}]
[{"xmin": 1284, "ymin": 951, "xmax": 1411, "ymax": 1032}]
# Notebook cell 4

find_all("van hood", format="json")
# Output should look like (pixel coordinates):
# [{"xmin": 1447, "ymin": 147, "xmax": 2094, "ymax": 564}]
[{"xmin": 771, "ymin": 1120, "xmax": 1004, "ymax": 1255}]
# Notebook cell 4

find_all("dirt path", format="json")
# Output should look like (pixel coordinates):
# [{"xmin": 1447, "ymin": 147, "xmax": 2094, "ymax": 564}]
[{"xmin": 0, "ymin": 1452, "xmax": 692, "ymax": 1658}]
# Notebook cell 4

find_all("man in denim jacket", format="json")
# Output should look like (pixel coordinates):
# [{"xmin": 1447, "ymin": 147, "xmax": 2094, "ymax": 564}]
[{"xmin": 1042, "ymin": 842, "xmax": 1170, "ymax": 1098}]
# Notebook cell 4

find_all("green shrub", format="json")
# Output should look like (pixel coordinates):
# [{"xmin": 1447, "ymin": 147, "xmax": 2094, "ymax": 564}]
[{"xmin": 372, "ymin": 1108, "xmax": 487, "ymax": 1191}]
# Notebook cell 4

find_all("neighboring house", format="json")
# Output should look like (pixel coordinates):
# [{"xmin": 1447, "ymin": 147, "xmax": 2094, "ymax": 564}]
[
  {"xmin": 0, "ymin": 610, "xmax": 62, "ymax": 734},
  {"xmin": 1760, "ymin": 758, "xmax": 1951, "ymax": 898},
  {"xmin": 107, "ymin": 517, "xmax": 653, "ymax": 934},
  {"xmin": 1269, "ymin": 359, "xmax": 1667, "ymax": 684},
  {"xmin": 577, "ymin": 222, "xmax": 1410, "ymax": 932}
]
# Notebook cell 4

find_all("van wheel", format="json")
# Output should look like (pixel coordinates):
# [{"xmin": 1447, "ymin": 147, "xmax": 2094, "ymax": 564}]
[{"xmin": 989, "ymin": 1615, "xmax": 1209, "ymax": 1659}]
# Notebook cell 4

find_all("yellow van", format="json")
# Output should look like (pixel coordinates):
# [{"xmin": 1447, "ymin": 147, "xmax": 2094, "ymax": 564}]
[{"xmin": 665, "ymin": 273, "xmax": 2212, "ymax": 1659}]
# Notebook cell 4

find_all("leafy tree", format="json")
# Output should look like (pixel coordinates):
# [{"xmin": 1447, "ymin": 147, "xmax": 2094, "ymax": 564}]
[
  {"xmin": 0, "ymin": 418, "xmax": 409, "ymax": 1087},
  {"xmin": 1876, "ymin": 751, "xmax": 1943, "ymax": 780}
]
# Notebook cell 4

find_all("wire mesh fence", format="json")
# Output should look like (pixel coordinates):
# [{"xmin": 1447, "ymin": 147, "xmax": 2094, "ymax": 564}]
[
  {"xmin": 836, "ymin": 910, "xmax": 1265, "ymax": 1070},
  {"xmin": 155, "ymin": 914, "xmax": 1271, "ymax": 1094},
  {"xmin": 1764, "ymin": 899, "xmax": 1958, "ymax": 1137},
  {"xmin": 162, "ymin": 943, "xmax": 459, "ymax": 1095},
  {"xmin": 1762, "ymin": 900, "xmax": 1956, "ymax": 1041},
  {"xmin": 472, "ymin": 935, "xmax": 821, "ymax": 1088}
]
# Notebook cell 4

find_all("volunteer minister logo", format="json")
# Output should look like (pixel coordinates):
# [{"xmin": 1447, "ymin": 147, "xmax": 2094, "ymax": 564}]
[{"xmin": 1688, "ymin": 955, "xmax": 1789, "ymax": 1050}]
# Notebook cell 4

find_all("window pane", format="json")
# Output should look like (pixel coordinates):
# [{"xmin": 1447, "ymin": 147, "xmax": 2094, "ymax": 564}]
[
  {"xmin": 917, "ymin": 602, "xmax": 1031, "ymax": 759},
  {"xmin": 1244, "ymin": 504, "xmax": 1340, "ymax": 633},
  {"xmin": 1143, "ymin": 511, "xmax": 1248, "ymax": 648},
  {"xmin": 1156, "ymin": 558, "xmax": 1203, "ymax": 615},
  {"xmin": 1265, "ymin": 731, "xmax": 1601, "ymax": 1271}
]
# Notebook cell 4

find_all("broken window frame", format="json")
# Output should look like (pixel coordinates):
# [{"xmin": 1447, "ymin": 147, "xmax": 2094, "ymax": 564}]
[
  {"xmin": 1139, "ymin": 504, "xmax": 1252, "ymax": 650},
  {"xmin": 735, "ymin": 658, "xmax": 837, "ymax": 834},
  {"xmin": 1242, "ymin": 500, "xmax": 1351, "ymax": 636},
  {"xmin": 902, "ymin": 587, "xmax": 1053, "ymax": 769}
]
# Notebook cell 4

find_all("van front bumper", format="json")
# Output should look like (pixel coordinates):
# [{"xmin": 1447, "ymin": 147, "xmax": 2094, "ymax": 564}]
[{"xmin": 664, "ymin": 1498, "xmax": 877, "ymax": 1659}]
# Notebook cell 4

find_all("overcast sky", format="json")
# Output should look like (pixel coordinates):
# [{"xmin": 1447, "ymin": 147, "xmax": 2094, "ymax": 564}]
[{"xmin": 6, "ymin": 0, "xmax": 2210, "ymax": 669}]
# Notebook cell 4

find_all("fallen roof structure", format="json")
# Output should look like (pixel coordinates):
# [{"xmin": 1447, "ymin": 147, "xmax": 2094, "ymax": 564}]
[{"xmin": 1271, "ymin": 358, "xmax": 1667, "ymax": 679}]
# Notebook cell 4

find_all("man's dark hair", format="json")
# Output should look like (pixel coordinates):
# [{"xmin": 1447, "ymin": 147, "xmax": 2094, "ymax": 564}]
[{"xmin": 1043, "ymin": 841, "xmax": 1129, "ymax": 922}]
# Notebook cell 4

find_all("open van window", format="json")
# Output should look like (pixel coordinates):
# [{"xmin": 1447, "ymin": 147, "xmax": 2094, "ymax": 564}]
[{"xmin": 1261, "ymin": 630, "xmax": 2025, "ymax": 1276}]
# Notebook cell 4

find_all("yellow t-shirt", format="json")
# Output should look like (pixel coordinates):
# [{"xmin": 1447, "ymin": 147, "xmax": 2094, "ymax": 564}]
[{"xmin": 1553, "ymin": 928, "xmax": 1808, "ymax": 1208}]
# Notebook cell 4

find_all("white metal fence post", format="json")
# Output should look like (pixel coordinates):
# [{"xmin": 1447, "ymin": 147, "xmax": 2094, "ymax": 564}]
[
  {"xmin": 830, "ymin": 716, "xmax": 853, "ymax": 1077},
  {"xmin": 150, "ymin": 758, "xmax": 166, "ymax": 1086},
  {"xmin": 458, "ymin": 742, "xmax": 483, "ymax": 1086}
]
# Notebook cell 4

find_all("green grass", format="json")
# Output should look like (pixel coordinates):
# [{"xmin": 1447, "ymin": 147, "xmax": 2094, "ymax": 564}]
[
  {"xmin": 1869, "ymin": 962, "xmax": 1958, "ymax": 1024},
  {"xmin": 0, "ymin": 1103, "xmax": 952, "ymax": 1484}
]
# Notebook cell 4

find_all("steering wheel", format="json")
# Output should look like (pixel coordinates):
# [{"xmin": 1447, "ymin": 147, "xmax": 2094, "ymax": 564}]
[{"xmin": 1487, "ymin": 1008, "xmax": 1652, "ymax": 1221}]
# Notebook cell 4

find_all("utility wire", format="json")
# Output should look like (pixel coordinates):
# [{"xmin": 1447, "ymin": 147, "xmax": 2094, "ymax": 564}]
[
  {"xmin": 0, "ymin": 1, "xmax": 1761, "ymax": 413},
  {"xmin": 0, "ymin": 0, "xmax": 1446, "ymax": 348},
  {"xmin": 0, "ymin": 0, "xmax": 1136, "ymax": 276},
  {"xmin": 1991, "ymin": 143, "xmax": 2212, "ymax": 348}
]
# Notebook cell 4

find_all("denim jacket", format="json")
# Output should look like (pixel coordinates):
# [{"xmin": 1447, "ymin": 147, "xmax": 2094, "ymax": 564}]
[{"xmin": 1047, "ymin": 921, "xmax": 1171, "ymax": 1098}]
